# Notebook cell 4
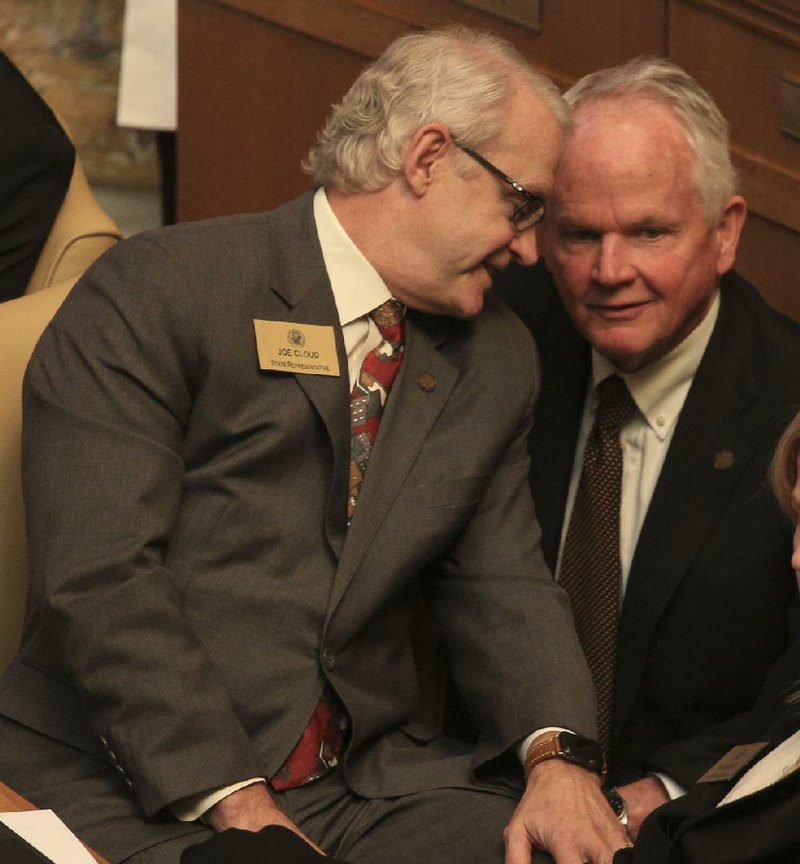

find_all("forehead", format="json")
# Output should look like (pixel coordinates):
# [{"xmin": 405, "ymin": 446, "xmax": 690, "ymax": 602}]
[
  {"xmin": 556, "ymin": 97, "xmax": 698, "ymax": 206},
  {"xmin": 491, "ymin": 85, "xmax": 565, "ymax": 191}
]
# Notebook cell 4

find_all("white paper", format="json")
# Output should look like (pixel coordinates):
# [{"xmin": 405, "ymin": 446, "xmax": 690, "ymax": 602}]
[
  {"xmin": 0, "ymin": 809, "xmax": 96, "ymax": 864},
  {"xmin": 117, "ymin": 0, "xmax": 178, "ymax": 130}
]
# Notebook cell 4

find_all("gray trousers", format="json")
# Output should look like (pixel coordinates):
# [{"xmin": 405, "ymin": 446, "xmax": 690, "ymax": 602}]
[
  {"xmin": 125, "ymin": 771, "xmax": 518, "ymax": 863},
  {"xmin": 0, "ymin": 717, "xmax": 555, "ymax": 864}
]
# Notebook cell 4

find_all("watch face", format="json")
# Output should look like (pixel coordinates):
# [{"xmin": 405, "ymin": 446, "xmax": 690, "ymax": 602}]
[
  {"xmin": 560, "ymin": 732, "xmax": 606, "ymax": 772},
  {"xmin": 605, "ymin": 788, "xmax": 628, "ymax": 826},
  {"xmin": 605, "ymin": 788, "xmax": 626, "ymax": 818}
]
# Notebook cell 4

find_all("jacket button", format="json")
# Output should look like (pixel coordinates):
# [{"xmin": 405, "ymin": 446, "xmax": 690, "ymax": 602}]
[{"xmin": 321, "ymin": 648, "xmax": 335, "ymax": 670}]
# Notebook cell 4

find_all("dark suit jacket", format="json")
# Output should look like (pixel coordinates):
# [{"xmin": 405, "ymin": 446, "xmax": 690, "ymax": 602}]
[
  {"xmin": 496, "ymin": 261, "xmax": 800, "ymax": 786},
  {"xmin": 616, "ymin": 638, "xmax": 800, "ymax": 864},
  {"xmin": 0, "ymin": 51, "xmax": 74, "ymax": 302},
  {"xmin": 0, "ymin": 194, "xmax": 594, "ymax": 861}
]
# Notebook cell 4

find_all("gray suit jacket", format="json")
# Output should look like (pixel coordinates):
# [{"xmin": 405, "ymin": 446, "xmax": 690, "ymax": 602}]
[{"xmin": 0, "ymin": 193, "xmax": 593, "ymax": 854}]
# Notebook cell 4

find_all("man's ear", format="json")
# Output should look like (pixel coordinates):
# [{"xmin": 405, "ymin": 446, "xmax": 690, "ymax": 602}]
[
  {"xmin": 715, "ymin": 195, "xmax": 747, "ymax": 276},
  {"xmin": 402, "ymin": 124, "xmax": 451, "ymax": 197}
]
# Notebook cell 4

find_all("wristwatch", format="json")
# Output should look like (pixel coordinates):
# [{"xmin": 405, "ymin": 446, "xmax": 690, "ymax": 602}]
[
  {"xmin": 524, "ymin": 731, "xmax": 607, "ymax": 780},
  {"xmin": 604, "ymin": 787, "xmax": 629, "ymax": 827}
]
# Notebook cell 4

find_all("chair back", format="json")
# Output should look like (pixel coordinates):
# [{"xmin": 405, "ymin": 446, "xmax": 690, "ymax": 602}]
[
  {"xmin": 25, "ymin": 154, "xmax": 122, "ymax": 295},
  {"xmin": 1, "ymin": 152, "xmax": 123, "ymax": 671},
  {"xmin": 0, "ymin": 283, "xmax": 73, "ymax": 671}
]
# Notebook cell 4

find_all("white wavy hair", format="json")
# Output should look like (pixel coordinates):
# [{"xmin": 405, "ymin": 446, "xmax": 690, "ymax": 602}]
[
  {"xmin": 563, "ymin": 57, "xmax": 737, "ymax": 224},
  {"xmin": 304, "ymin": 26, "xmax": 569, "ymax": 193}
]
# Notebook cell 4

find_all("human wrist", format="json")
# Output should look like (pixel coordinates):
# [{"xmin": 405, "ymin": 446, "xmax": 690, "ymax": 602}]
[
  {"xmin": 523, "ymin": 730, "xmax": 607, "ymax": 781},
  {"xmin": 204, "ymin": 781, "xmax": 279, "ymax": 832}
]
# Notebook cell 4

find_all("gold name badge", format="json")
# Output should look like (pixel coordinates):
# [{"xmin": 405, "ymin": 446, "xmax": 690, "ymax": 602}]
[
  {"xmin": 253, "ymin": 320, "xmax": 341, "ymax": 377},
  {"xmin": 697, "ymin": 742, "xmax": 769, "ymax": 783}
]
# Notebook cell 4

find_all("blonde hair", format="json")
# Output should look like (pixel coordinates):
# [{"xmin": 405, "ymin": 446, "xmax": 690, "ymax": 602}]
[
  {"xmin": 769, "ymin": 412, "xmax": 800, "ymax": 520},
  {"xmin": 304, "ymin": 26, "xmax": 569, "ymax": 192}
]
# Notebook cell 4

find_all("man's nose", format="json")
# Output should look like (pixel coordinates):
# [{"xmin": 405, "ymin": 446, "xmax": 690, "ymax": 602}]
[
  {"xmin": 508, "ymin": 227, "xmax": 538, "ymax": 266},
  {"xmin": 593, "ymin": 235, "xmax": 635, "ymax": 286}
]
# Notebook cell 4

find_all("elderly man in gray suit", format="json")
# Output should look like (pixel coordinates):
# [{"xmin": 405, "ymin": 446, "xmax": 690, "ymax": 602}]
[{"xmin": 0, "ymin": 28, "xmax": 628, "ymax": 864}]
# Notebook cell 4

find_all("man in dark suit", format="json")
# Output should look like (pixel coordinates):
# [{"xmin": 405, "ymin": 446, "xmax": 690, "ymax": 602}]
[
  {"xmin": 496, "ymin": 57, "xmax": 800, "ymax": 837},
  {"xmin": 0, "ymin": 51, "xmax": 74, "ymax": 301},
  {"xmin": 615, "ymin": 413, "xmax": 800, "ymax": 862},
  {"xmin": 614, "ymin": 638, "xmax": 800, "ymax": 863},
  {"xmin": 0, "ymin": 28, "xmax": 628, "ymax": 864}
]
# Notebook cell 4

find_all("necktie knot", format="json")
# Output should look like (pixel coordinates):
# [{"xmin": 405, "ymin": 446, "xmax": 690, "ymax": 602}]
[
  {"xmin": 370, "ymin": 298, "xmax": 404, "ymax": 334},
  {"xmin": 596, "ymin": 374, "xmax": 638, "ymax": 432}
]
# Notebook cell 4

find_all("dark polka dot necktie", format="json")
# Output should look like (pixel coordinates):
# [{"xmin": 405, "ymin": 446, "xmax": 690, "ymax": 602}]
[{"xmin": 559, "ymin": 374, "xmax": 639, "ymax": 748}]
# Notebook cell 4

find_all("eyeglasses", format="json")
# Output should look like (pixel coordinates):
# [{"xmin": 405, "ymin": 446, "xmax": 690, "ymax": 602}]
[{"xmin": 451, "ymin": 137, "xmax": 546, "ymax": 231}]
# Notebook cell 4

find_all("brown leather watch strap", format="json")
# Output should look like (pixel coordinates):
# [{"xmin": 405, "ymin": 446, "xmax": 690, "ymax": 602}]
[
  {"xmin": 524, "ymin": 732, "xmax": 563, "ymax": 779},
  {"xmin": 523, "ymin": 731, "xmax": 607, "ymax": 780}
]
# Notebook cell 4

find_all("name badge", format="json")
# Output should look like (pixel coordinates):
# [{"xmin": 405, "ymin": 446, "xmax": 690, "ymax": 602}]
[
  {"xmin": 254, "ymin": 320, "xmax": 340, "ymax": 378},
  {"xmin": 697, "ymin": 742, "xmax": 769, "ymax": 783}
]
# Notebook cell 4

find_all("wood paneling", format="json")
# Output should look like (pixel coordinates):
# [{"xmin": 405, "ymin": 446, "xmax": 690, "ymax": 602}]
[
  {"xmin": 737, "ymin": 211, "xmax": 800, "ymax": 321},
  {"xmin": 179, "ymin": 0, "xmax": 384, "ymax": 218},
  {"xmin": 178, "ymin": 0, "xmax": 799, "ymax": 316},
  {"xmin": 178, "ymin": 0, "xmax": 665, "ymax": 217},
  {"xmin": 668, "ymin": 0, "xmax": 800, "ymax": 315}
]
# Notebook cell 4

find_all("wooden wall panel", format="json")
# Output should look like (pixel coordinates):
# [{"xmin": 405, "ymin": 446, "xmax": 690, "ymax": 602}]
[
  {"xmin": 178, "ymin": 0, "xmax": 395, "ymax": 219},
  {"xmin": 178, "ymin": 0, "xmax": 798, "ymax": 316},
  {"xmin": 353, "ymin": 0, "xmax": 665, "ymax": 83},
  {"xmin": 737, "ymin": 211, "xmax": 800, "ymax": 321},
  {"xmin": 668, "ymin": 0, "xmax": 800, "ymax": 316},
  {"xmin": 178, "ymin": 0, "xmax": 666, "ymax": 220}
]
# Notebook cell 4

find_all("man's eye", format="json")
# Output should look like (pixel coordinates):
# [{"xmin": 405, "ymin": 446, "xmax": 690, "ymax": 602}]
[{"xmin": 640, "ymin": 227, "xmax": 665, "ymax": 240}]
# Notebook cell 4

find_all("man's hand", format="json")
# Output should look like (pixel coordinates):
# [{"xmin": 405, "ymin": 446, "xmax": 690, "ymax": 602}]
[
  {"xmin": 504, "ymin": 759, "xmax": 630, "ymax": 864},
  {"xmin": 616, "ymin": 776, "xmax": 669, "ymax": 840},
  {"xmin": 204, "ymin": 782, "xmax": 325, "ymax": 854}
]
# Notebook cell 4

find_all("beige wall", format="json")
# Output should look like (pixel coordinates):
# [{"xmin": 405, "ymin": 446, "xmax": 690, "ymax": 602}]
[{"xmin": 0, "ymin": 0, "xmax": 158, "ymax": 189}]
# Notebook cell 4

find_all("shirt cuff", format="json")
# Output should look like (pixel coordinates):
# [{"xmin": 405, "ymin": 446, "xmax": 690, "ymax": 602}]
[
  {"xmin": 652, "ymin": 772, "xmax": 685, "ymax": 800},
  {"xmin": 170, "ymin": 778, "xmax": 266, "ymax": 822}
]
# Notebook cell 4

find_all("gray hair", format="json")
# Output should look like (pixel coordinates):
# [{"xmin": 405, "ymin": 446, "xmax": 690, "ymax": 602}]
[
  {"xmin": 304, "ymin": 26, "xmax": 569, "ymax": 193},
  {"xmin": 564, "ymin": 57, "xmax": 737, "ymax": 223}
]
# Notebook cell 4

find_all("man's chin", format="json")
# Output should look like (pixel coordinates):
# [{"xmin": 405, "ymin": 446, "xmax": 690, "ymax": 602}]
[{"xmin": 597, "ymin": 345, "xmax": 652, "ymax": 374}]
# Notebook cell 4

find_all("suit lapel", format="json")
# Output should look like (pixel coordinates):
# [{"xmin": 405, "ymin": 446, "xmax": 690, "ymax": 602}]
[
  {"xmin": 327, "ymin": 311, "xmax": 459, "ymax": 615},
  {"xmin": 265, "ymin": 193, "xmax": 351, "ymax": 558},
  {"xmin": 613, "ymin": 287, "xmax": 762, "ymax": 740},
  {"xmin": 528, "ymin": 310, "xmax": 591, "ymax": 571}
]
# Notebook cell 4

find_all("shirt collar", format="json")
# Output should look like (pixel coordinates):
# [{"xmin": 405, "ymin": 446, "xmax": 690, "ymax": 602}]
[
  {"xmin": 591, "ymin": 291, "xmax": 720, "ymax": 440},
  {"xmin": 313, "ymin": 187, "xmax": 391, "ymax": 326}
]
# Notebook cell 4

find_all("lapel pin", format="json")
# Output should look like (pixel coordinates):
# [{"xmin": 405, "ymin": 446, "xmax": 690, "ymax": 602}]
[
  {"xmin": 713, "ymin": 449, "xmax": 735, "ymax": 471},
  {"xmin": 418, "ymin": 372, "xmax": 436, "ymax": 392}
]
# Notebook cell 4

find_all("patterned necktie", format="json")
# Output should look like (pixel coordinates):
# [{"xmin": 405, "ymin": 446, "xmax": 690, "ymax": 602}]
[
  {"xmin": 348, "ymin": 298, "xmax": 406, "ymax": 522},
  {"xmin": 559, "ymin": 374, "xmax": 638, "ymax": 748},
  {"xmin": 271, "ymin": 298, "xmax": 405, "ymax": 791}
]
